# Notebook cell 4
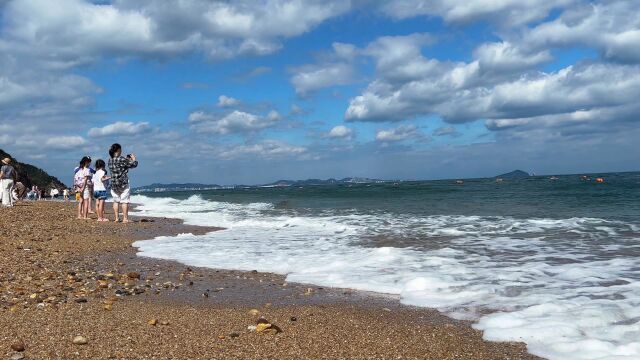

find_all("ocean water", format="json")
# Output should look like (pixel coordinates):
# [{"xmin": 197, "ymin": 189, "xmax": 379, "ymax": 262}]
[{"xmin": 132, "ymin": 172, "xmax": 640, "ymax": 360}]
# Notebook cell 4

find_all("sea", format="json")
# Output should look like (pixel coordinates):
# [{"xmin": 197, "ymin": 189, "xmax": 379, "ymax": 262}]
[{"xmin": 131, "ymin": 172, "xmax": 640, "ymax": 360}]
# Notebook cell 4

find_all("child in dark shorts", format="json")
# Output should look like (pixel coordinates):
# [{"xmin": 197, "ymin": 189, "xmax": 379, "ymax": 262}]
[{"xmin": 92, "ymin": 159, "xmax": 111, "ymax": 222}]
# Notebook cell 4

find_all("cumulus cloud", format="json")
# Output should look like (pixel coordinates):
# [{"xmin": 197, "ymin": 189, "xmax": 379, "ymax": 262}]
[
  {"xmin": 189, "ymin": 110, "xmax": 280, "ymax": 135},
  {"xmin": 0, "ymin": 68, "xmax": 99, "ymax": 110},
  {"xmin": 379, "ymin": 0, "xmax": 575, "ymax": 27},
  {"xmin": 328, "ymin": 125, "xmax": 353, "ymax": 139},
  {"xmin": 290, "ymin": 42, "xmax": 359, "ymax": 95},
  {"xmin": 218, "ymin": 140, "xmax": 306, "ymax": 159},
  {"xmin": 362, "ymin": 33, "xmax": 437, "ymax": 84},
  {"xmin": 217, "ymin": 95, "xmax": 240, "ymax": 107},
  {"xmin": 88, "ymin": 121, "xmax": 152, "ymax": 137},
  {"xmin": 1, "ymin": 0, "xmax": 353, "ymax": 66},
  {"xmin": 520, "ymin": 1, "xmax": 640, "ymax": 63},
  {"xmin": 44, "ymin": 136, "xmax": 87, "ymax": 150},
  {"xmin": 376, "ymin": 125, "xmax": 423, "ymax": 142},
  {"xmin": 474, "ymin": 41, "xmax": 552, "ymax": 74},
  {"xmin": 345, "ymin": 17, "xmax": 640, "ymax": 144}
]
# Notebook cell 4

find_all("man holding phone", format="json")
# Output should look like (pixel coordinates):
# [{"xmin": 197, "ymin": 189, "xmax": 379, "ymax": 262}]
[{"xmin": 108, "ymin": 143, "xmax": 138, "ymax": 223}]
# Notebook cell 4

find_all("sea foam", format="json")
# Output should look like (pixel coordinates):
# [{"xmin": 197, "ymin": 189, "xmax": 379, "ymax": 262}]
[{"xmin": 132, "ymin": 195, "xmax": 640, "ymax": 360}]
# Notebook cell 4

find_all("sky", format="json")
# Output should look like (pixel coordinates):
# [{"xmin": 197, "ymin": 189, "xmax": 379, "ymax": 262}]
[{"xmin": 1, "ymin": 0, "xmax": 639, "ymax": 186}]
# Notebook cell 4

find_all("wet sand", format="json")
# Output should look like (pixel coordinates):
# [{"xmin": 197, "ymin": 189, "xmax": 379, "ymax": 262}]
[{"xmin": 0, "ymin": 201, "xmax": 539, "ymax": 359}]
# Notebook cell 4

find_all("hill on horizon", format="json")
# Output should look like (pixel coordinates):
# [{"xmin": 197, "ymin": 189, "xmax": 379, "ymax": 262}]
[
  {"xmin": 496, "ymin": 170, "xmax": 530, "ymax": 179},
  {"xmin": 0, "ymin": 149, "xmax": 67, "ymax": 190}
]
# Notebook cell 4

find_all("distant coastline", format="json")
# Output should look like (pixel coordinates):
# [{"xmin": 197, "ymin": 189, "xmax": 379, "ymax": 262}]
[{"xmin": 132, "ymin": 170, "xmax": 639, "ymax": 194}]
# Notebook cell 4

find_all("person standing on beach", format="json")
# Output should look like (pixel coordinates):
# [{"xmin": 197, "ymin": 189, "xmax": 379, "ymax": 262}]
[
  {"xmin": 0, "ymin": 157, "xmax": 17, "ymax": 207},
  {"xmin": 63, "ymin": 188, "xmax": 69, "ymax": 201},
  {"xmin": 108, "ymin": 143, "xmax": 138, "ymax": 223},
  {"xmin": 74, "ymin": 156, "xmax": 96, "ymax": 213},
  {"xmin": 74, "ymin": 156, "xmax": 92, "ymax": 219},
  {"xmin": 92, "ymin": 159, "xmax": 111, "ymax": 222}
]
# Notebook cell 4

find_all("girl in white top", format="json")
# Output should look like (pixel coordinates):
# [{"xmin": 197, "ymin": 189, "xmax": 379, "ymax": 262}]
[
  {"xmin": 74, "ymin": 156, "xmax": 92, "ymax": 219},
  {"xmin": 92, "ymin": 159, "xmax": 111, "ymax": 222}
]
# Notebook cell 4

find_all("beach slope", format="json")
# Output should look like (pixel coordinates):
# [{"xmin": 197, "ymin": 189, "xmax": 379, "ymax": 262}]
[{"xmin": 0, "ymin": 202, "xmax": 538, "ymax": 359}]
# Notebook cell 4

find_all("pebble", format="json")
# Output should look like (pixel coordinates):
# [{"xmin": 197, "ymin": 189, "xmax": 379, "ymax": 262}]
[
  {"xmin": 290, "ymin": 316, "xmax": 297, "ymax": 322},
  {"xmin": 11, "ymin": 340, "xmax": 25, "ymax": 352},
  {"xmin": 304, "ymin": 287, "xmax": 314, "ymax": 296},
  {"xmin": 160, "ymin": 320, "xmax": 170, "ymax": 326},
  {"xmin": 248, "ymin": 309, "xmax": 260, "ymax": 316},
  {"xmin": 148, "ymin": 318, "xmax": 158, "ymax": 326},
  {"xmin": 10, "ymin": 353, "xmax": 25, "ymax": 360},
  {"xmin": 255, "ymin": 317, "xmax": 283, "ymax": 334},
  {"xmin": 72, "ymin": 336, "xmax": 88, "ymax": 345},
  {"xmin": 256, "ymin": 323, "xmax": 271, "ymax": 332}
]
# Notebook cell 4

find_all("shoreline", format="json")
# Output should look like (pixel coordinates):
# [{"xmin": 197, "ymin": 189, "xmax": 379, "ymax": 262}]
[{"xmin": 1, "ymin": 201, "xmax": 539, "ymax": 359}]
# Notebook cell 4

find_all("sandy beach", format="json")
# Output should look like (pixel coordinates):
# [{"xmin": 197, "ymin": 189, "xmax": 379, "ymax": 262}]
[{"xmin": 0, "ymin": 201, "xmax": 538, "ymax": 359}]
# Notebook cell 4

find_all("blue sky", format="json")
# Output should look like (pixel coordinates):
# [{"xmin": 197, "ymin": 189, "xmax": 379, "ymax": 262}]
[{"xmin": 1, "ymin": 0, "xmax": 639, "ymax": 185}]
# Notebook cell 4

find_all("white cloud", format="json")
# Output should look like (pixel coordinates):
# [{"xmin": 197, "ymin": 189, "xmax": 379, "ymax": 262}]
[
  {"xmin": 363, "ymin": 33, "xmax": 437, "ymax": 84},
  {"xmin": 290, "ymin": 42, "xmax": 360, "ymax": 95},
  {"xmin": 345, "ymin": 25, "xmax": 640, "ymax": 134},
  {"xmin": 0, "ymin": 70, "xmax": 99, "ymax": 109},
  {"xmin": 44, "ymin": 136, "xmax": 87, "ymax": 150},
  {"xmin": 376, "ymin": 125, "xmax": 423, "ymax": 142},
  {"xmin": 218, "ymin": 140, "xmax": 306, "ymax": 159},
  {"xmin": 474, "ymin": 41, "xmax": 552, "ymax": 74},
  {"xmin": 291, "ymin": 63, "xmax": 354, "ymax": 95},
  {"xmin": 217, "ymin": 95, "xmax": 240, "ymax": 107},
  {"xmin": 328, "ymin": 125, "xmax": 353, "ymax": 139},
  {"xmin": 88, "ymin": 121, "xmax": 151, "ymax": 137},
  {"xmin": 189, "ymin": 110, "xmax": 280, "ymax": 134},
  {"xmin": 1, "ymin": 0, "xmax": 353, "ymax": 66},
  {"xmin": 379, "ymin": 0, "xmax": 575, "ymax": 27},
  {"xmin": 521, "ymin": 1, "xmax": 640, "ymax": 63}
]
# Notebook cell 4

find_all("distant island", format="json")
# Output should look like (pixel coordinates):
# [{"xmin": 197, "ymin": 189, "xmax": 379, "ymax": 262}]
[{"xmin": 496, "ymin": 170, "xmax": 530, "ymax": 179}]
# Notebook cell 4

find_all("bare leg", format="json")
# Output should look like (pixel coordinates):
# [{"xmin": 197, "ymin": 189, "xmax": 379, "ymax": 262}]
[
  {"xmin": 82, "ymin": 198, "xmax": 89, "ymax": 219},
  {"xmin": 99, "ymin": 200, "xmax": 108, "ymax": 221},
  {"xmin": 77, "ymin": 198, "xmax": 83, "ymax": 219},
  {"xmin": 113, "ymin": 202, "xmax": 120, "ymax": 222},
  {"xmin": 122, "ymin": 203, "xmax": 131, "ymax": 223}
]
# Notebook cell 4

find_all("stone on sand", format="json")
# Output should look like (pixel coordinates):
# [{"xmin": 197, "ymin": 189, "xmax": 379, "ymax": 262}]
[
  {"xmin": 72, "ymin": 336, "xmax": 88, "ymax": 345},
  {"xmin": 10, "ymin": 340, "xmax": 25, "ymax": 352}
]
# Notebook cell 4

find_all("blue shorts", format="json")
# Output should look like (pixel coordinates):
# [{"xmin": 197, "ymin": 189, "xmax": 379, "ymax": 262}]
[{"xmin": 93, "ymin": 190, "xmax": 108, "ymax": 200}]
